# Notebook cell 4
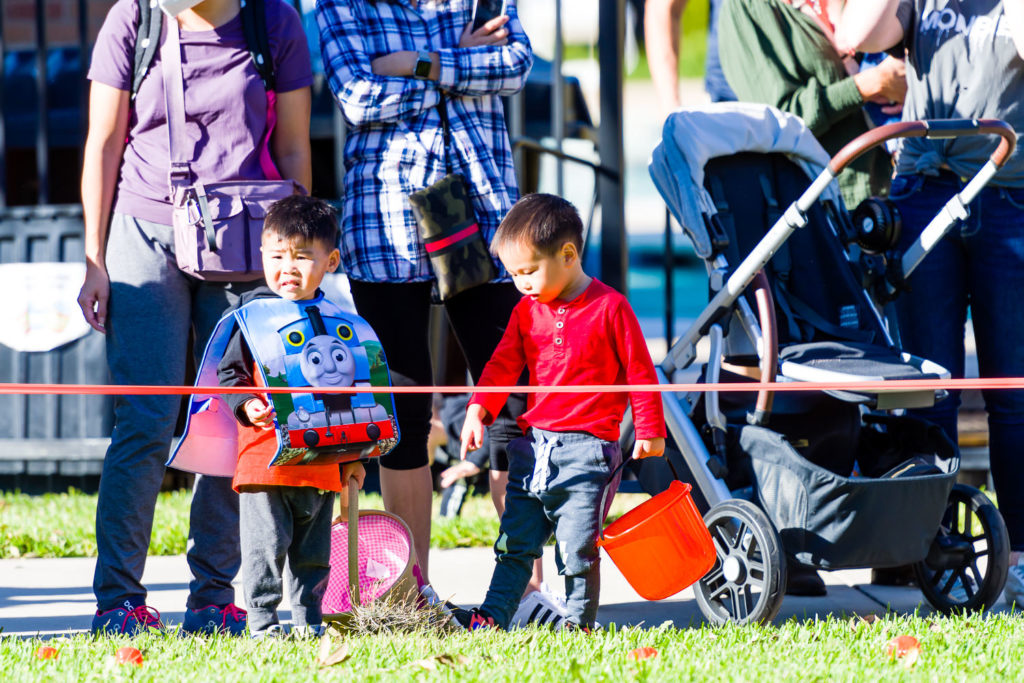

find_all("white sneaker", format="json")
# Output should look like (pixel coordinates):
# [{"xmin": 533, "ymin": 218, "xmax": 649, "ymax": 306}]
[
  {"xmin": 511, "ymin": 583, "xmax": 569, "ymax": 629},
  {"xmin": 291, "ymin": 624, "xmax": 326, "ymax": 638},
  {"xmin": 1004, "ymin": 557, "xmax": 1024, "ymax": 607},
  {"xmin": 251, "ymin": 623, "xmax": 288, "ymax": 640}
]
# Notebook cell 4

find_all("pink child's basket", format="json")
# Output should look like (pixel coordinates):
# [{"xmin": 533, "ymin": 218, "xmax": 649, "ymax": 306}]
[{"xmin": 321, "ymin": 478, "xmax": 419, "ymax": 626}]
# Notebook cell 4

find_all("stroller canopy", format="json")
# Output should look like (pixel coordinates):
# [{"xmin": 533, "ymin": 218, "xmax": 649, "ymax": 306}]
[{"xmin": 650, "ymin": 103, "xmax": 844, "ymax": 259}]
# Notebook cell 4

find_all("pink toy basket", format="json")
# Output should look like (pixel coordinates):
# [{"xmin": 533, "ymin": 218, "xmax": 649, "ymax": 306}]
[{"xmin": 321, "ymin": 478, "xmax": 419, "ymax": 625}]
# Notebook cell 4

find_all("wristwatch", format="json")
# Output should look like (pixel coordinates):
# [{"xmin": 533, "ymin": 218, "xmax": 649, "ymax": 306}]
[{"xmin": 413, "ymin": 50, "xmax": 432, "ymax": 80}]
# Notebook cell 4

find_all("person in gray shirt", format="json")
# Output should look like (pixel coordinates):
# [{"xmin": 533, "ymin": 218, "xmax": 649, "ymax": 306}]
[{"xmin": 837, "ymin": 0, "xmax": 1024, "ymax": 606}]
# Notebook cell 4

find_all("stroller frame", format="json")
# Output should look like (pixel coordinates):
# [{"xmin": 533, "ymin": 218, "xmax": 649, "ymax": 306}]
[{"xmin": 649, "ymin": 106, "xmax": 1016, "ymax": 624}]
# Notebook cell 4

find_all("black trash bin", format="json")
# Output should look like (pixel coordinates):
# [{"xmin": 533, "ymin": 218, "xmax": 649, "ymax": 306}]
[{"xmin": 0, "ymin": 206, "xmax": 112, "ymax": 493}]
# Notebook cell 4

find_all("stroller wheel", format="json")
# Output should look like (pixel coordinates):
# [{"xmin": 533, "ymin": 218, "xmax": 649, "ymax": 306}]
[
  {"xmin": 694, "ymin": 499, "xmax": 787, "ymax": 625},
  {"xmin": 914, "ymin": 484, "xmax": 1010, "ymax": 614}
]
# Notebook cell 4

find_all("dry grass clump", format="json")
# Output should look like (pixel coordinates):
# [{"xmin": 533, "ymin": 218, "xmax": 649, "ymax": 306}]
[{"xmin": 325, "ymin": 587, "xmax": 461, "ymax": 637}]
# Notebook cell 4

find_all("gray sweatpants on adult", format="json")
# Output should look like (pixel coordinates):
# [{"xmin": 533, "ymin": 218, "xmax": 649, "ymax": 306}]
[
  {"xmin": 93, "ymin": 213, "xmax": 260, "ymax": 611},
  {"xmin": 240, "ymin": 487, "xmax": 335, "ymax": 632}
]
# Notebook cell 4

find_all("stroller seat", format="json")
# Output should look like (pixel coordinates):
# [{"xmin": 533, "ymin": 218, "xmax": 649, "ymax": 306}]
[{"xmin": 779, "ymin": 341, "xmax": 947, "ymax": 408}]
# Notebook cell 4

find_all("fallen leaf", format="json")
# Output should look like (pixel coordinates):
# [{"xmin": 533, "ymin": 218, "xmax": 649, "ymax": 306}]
[
  {"xmin": 35, "ymin": 646, "xmax": 59, "ymax": 660},
  {"xmin": 411, "ymin": 658, "xmax": 438, "ymax": 672},
  {"xmin": 628, "ymin": 647, "xmax": 659, "ymax": 661},
  {"xmin": 885, "ymin": 635, "xmax": 920, "ymax": 660},
  {"xmin": 318, "ymin": 639, "xmax": 351, "ymax": 668},
  {"xmin": 410, "ymin": 654, "xmax": 470, "ymax": 671},
  {"xmin": 849, "ymin": 614, "xmax": 880, "ymax": 631},
  {"xmin": 114, "ymin": 646, "xmax": 144, "ymax": 667}
]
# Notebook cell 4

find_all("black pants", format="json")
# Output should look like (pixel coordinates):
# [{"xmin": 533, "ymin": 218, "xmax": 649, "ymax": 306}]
[{"xmin": 349, "ymin": 280, "xmax": 526, "ymax": 471}]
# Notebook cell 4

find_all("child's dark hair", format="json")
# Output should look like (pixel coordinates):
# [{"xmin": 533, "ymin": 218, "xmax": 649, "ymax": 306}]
[
  {"xmin": 491, "ymin": 193, "xmax": 583, "ymax": 256},
  {"xmin": 263, "ymin": 195, "xmax": 339, "ymax": 249}
]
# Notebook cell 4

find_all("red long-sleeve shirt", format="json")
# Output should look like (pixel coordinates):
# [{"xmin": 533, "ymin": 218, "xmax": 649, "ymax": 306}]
[{"xmin": 470, "ymin": 279, "xmax": 666, "ymax": 442}]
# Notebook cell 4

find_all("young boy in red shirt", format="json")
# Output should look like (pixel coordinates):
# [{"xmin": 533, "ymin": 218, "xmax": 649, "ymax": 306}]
[{"xmin": 458, "ymin": 193, "xmax": 666, "ymax": 630}]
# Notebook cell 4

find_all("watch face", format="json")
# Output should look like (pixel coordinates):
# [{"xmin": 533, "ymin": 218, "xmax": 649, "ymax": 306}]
[{"xmin": 415, "ymin": 55, "xmax": 431, "ymax": 79}]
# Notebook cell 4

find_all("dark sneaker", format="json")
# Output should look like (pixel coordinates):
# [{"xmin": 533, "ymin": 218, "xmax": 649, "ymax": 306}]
[
  {"xmin": 563, "ymin": 621, "xmax": 596, "ymax": 634},
  {"xmin": 182, "ymin": 604, "xmax": 248, "ymax": 636},
  {"xmin": 452, "ymin": 607, "xmax": 498, "ymax": 631},
  {"xmin": 91, "ymin": 600, "xmax": 164, "ymax": 635}
]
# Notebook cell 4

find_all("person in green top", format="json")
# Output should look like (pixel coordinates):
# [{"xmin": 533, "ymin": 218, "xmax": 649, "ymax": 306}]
[{"xmin": 719, "ymin": 0, "xmax": 906, "ymax": 208}]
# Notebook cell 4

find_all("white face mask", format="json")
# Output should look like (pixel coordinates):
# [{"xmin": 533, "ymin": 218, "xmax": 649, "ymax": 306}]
[{"xmin": 159, "ymin": 0, "xmax": 204, "ymax": 18}]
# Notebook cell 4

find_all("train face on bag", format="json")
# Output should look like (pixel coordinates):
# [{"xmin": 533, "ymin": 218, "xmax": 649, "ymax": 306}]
[
  {"xmin": 275, "ymin": 305, "xmax": 397, "ymax": 461},
  {"xmin": 267, "ymin": 303, "xmax": 398, "ymax": 466}
]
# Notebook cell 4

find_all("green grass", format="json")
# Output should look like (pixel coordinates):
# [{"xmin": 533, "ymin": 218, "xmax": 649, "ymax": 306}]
[
  {"xmin": 3, "ymin": 612, "xmax": 1024, "ymax": 680},
  {"xmin": 0, "ymin": 489, "xmax": 647, "ymax": 560}
]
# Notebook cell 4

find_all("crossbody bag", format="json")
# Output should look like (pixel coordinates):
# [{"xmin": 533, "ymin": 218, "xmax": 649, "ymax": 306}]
[
  {"xmin": 161, "ymin": 15, "xmax": 302, "ymax": 281},
  {"xmin": 408, "ymin": 98, "xmax": 496, "ymax": 300}
]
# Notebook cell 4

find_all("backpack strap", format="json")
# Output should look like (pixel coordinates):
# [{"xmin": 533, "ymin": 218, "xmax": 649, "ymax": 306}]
[
  {"xmin": 131, "ymin": 0, "xmax": 163, "ymax": 100},
  {"xmin": 240, "ymin": 0, "xmax": 276, "ymax": 91},
  {"xmin": 131, "ymin": 0, "xmax": 276, "ymax": 97}
]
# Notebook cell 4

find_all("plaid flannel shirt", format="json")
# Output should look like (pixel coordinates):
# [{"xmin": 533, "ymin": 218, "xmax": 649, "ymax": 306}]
[{"xmin": 317, "ymin": 0, "xmax": 533, "ymax": 282}]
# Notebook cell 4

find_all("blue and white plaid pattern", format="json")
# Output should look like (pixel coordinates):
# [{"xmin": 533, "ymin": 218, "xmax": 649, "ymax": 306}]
[{"xmin": 316, "ymin": 0, "xmax": 533, "ymax": 282}]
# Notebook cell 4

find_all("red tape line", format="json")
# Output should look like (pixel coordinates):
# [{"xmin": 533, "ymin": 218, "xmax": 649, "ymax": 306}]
[{"xmin": 1, "ymin": 377, "xmax": 1023, "ymax": 396}]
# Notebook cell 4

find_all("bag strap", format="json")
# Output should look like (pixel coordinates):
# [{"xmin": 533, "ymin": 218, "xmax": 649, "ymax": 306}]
[
  {"xmin": 132, "ymin": 0, "xmax": 275, "ymax": 97},
  {"xmin": 437, "ymin": 96, "xmax": 453, "ymax": 176},
  {"xmin": 160, "ymin": 18, "xmax": 192, "ymax": 197},
  {"xmin": 240, "ymin": 0, "xmax": 276, "ymax": 91},
  {"xmin": 131, "ymin": 0, "xmax": 163, "ymax": 100}
]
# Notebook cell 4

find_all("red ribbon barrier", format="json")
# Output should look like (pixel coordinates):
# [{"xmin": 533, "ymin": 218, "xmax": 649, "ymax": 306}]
[{"xmin": 1, "ymin": 377, "xmax": 1024, "ymax": 396}]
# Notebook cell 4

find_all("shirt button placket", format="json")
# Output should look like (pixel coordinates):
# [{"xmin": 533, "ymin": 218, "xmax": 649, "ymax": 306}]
[{"xmin": 554, "ymin": 307, "xmax": 566, "ymax": 351}]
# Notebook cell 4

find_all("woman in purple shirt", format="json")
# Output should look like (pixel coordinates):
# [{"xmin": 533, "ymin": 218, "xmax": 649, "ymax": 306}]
[{"xmin": 78, "ymin": 0, "xmax": 312, "ymax": 635}]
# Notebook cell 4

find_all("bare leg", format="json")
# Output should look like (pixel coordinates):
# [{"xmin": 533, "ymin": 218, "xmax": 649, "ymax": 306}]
[
  {"xmin": 490, "ymin": 469, "xmax": 543, "ymax": 596},
  {"xmin": 380, "ymin": 464, "xmax": 433, "ymax": 583}
]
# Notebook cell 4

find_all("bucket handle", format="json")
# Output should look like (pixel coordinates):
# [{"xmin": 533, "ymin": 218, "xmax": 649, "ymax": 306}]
[
  {"xmin": 347, "ymin": 475, "xmax": 360, "ymax": 608},
  {"xmin": 599, "ymin": 455, "xmax": 681, "ymax": 541}
]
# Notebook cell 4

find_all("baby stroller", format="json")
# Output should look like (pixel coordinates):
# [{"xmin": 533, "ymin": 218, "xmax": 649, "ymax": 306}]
[{"xmin": 645, "ymin": 103, "xmax": 1015, "ymax": 624}]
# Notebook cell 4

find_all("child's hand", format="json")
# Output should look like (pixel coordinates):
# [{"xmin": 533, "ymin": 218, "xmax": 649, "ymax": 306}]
[
  {"xmin": 440, "ymin": 460, "xmax": 482, "ymax": 489},
  {"xmin": 460, "ymin": 404, "xmax": 489, "ymax": 460},
  {"xmin": 243, "ymin": 397, "xmax": 275, "ymax": 429},
  {"xmin": 632, "ymin": 437, "xmax": 666, "ymax": 460},
  {"xmin": 341, "ymin": 461, "xmax": 366, "ymax": 491}
]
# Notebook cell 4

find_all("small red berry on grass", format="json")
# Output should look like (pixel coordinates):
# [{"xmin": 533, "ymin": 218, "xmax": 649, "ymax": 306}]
[
  {"xmin": 35, "ymin": 646, "xmax": 59, "ymax": 660},
  {"xmin": 628, "ymin": 646, "xmax": 659, "ymax": 661},
  {"xmin": 114, "ymin": 646, "xmax": 144, "ymax": 667},
  {"xmin": 885, "ymin": 635, "xmax": 920, "ymax": 658}
]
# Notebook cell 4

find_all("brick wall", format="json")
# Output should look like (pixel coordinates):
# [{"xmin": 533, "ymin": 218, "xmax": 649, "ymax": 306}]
[{"xmin": 3, "ymin": 0, "xmax": 115, "ymax": 49}]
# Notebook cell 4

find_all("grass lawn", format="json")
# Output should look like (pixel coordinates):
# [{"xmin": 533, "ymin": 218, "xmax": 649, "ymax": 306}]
[
  {"xmin": 0, "ymin": 488, "xmax": 648, "ymax": 560},
  {"xmin": 2, "ymin": 612, "xmax": 1024, "ymax": 681}
]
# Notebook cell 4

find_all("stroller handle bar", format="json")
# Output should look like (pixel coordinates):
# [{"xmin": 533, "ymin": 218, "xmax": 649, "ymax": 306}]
[
  {"xmin": 829, "ymin": 119, "xmax": 1018, "ymax": 282},
  {"xmin": 829, "ymin": 119, "xmax": 1016, "ymax": 176}
]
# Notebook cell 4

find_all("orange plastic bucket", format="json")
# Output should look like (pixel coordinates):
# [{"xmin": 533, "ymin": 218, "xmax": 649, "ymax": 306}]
[{"xmin": 598, "ymin": 473, "xmax": 716, "ymax": 601}]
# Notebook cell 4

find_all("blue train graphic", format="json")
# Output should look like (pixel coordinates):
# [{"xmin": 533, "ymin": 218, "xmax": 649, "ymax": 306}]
[{"xmin": 273, "ymin": 305, "xmax": 396, "ymax": 460}]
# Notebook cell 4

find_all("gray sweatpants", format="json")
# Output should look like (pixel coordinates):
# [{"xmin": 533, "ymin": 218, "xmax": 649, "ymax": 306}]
[
  {"xmin": 240, "ymin": 487, "xmax": 336, "ymax": 632},
  {"xmin": 93, "ymin": 212, "xmax": 260, "ymax": 611}
]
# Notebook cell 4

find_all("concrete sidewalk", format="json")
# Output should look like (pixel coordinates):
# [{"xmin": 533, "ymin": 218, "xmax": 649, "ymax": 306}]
[{"xmin": 1, "ymin": 547, "xmax": 1010, "ymax": 637}]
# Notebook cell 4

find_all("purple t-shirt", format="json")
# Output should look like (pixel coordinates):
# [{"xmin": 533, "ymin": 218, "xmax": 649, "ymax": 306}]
[{"xmin": 88, "ymin": 0, "xmax": 313, "ymax": 225}]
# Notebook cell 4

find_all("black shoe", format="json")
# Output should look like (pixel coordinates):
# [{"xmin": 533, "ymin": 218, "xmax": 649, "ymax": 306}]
[
  {"xmin": 451, "ymin": 607, "xmax": 498, "ymax": 631},
  {"xmin": 871, "ymin": 565, "xmax": 917, "ymax": 587},
  {"xmin": 786, "ymin": 563, "xmax": 827, "ymax": 596}
]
